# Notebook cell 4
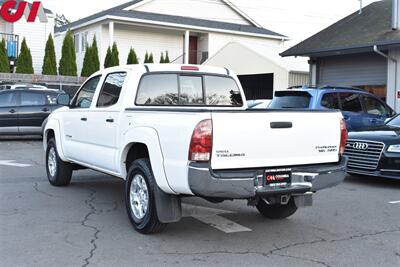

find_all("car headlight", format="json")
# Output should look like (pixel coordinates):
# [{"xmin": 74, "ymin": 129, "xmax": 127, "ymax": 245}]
[{"xmin": 388, "ymin": 145, "xmax": 400, "ymax": 152}]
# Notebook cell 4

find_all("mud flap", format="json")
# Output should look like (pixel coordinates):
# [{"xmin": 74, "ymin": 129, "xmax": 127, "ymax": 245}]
[{"xmin": 154, "ymin": 186, "xmax": 182, "ymax": 223}]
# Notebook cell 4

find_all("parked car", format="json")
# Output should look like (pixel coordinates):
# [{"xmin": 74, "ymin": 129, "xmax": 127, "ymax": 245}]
[
  {"xmin": 248, "ymin": 99, "xmax": 272, "ymax": 109},
  {"xmin": 0, "ymin": 83, "xmax": 48, "ymax": 91},
  {"xmin": 0, "ymin": 88, "xmax": 64, "ymax": 135},
  {"xmin": 344, "ymin": 114, "xmax": 400, "ymax": 179},
  {"xmin": 44, "ymin": 64, "xmax": 348, "ymax": 234},
  {"xmin": 268, "ymin": 86, "xmax": 396, "ymax": 131}
]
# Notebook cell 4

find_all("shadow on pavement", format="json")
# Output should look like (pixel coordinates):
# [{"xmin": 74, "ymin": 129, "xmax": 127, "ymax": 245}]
[{"xmin": 345, "ymin": 174, "xmax": 400, "ymax": 189}]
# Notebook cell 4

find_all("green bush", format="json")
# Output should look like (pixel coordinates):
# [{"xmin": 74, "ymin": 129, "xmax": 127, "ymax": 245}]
[
  {"xmin": 164, "ymin": 51, "xmax": 170, "ymax": 63},
  {"xmin": 144, "ymin": 51, "xmax": 149, "ymax": 63},
  {"xmin": 148, "ymin": 52, "xmax": 154, "ymax": 63},
  {"xmin": 59, "ymin": 31, "xmax": 77, "ymax": 76},
  {"xmin": 16, "ymin": 38, "xmax": 34, "ymax": 74},
  {"xmin": 91, "ymin": 36, "xmax": 100, "ymax": 72},
  {"xmin": 81, "ymin": 36, "xmax": 101, "ymax": 77},
  {"xmin": 0, "ymin": 39, "xmax": 10, "ymax": 73},
  {"xmin": 159, "ymin": 52, "xmax": 165, "ymax": 63},
  {"xmin": 42, "ymin": 34, "xmax": 57, "ymax": 75},
  {"xmin": 127, "ymin": 48, "xmax": 138, "ymax": 64},
  {"xmin": 111, "ymin": 42, "xmax": 119, "ymax": 66},
  {"xmin": 104, "ymin": 46, "xmax": 112, "ymax": 68}
]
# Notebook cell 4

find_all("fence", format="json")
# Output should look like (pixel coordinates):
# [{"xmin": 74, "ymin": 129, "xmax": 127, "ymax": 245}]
[{"xmin": 0, "ymin": 73, "xmax": 86, "ymax": 96}]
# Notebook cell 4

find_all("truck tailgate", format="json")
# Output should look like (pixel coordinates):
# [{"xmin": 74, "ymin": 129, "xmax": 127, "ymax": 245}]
[{"xmin": 211, "ymin": 111, "xmax": 342, "ymax": 170}]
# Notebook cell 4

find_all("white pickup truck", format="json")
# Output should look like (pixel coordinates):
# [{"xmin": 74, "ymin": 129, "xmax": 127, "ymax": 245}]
[{"xmin": 44, "ymin": 64, "xmax": 348, "ymax": 234}]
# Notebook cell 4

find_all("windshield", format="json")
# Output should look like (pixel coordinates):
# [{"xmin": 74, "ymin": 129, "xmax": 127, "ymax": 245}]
[
  {"xmin": 269, "ymin": 91, "xmax": 312, "ymax": 109},
  {"xmin": 387, "ymin": 115, "xmax": 400, "ymax": 127}
]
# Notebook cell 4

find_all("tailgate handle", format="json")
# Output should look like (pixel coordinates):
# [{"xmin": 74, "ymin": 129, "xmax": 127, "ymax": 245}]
[{"xmin": 270, "ymin": 122, "xmax": 292, "ymax": 129}]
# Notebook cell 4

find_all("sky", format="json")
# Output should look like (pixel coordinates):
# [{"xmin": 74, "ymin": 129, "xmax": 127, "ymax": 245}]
[{"xmin": 41, "ymin": 0, "xmax": 379, "ymax": 47}]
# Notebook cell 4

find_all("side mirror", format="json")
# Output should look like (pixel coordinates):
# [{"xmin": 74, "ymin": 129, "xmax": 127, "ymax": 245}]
[{"xmin": 57, "ymin": 93, "xmax": 70, "ymax": 106}]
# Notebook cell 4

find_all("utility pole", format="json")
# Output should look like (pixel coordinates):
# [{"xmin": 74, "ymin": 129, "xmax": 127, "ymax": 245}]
[{"xmin": 359, "ymin": 0, "xmax": 363, "ymax": 14}]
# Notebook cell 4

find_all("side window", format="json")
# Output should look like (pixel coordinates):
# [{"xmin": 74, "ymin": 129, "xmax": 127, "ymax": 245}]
[
  {"xmin": 0, "ymin": 92, "xmax": 17, "ymax": 107},
  {"xmin": 362, "ymin": 95, "xmax": 388, "ymax": 116},
  {"xmin": 204, "ymin": 76, "xmax": 243, "ymax": 106},
  {"xmin": 97, "ymin": 72, "xmax": 127, "ymax": 108},
  {"xmin": 72, "ymin": 76, "xmax": 101, "ymax": 108},
  {"xmin": 179, "ymin": 76, "xmax": 204, "ymax": 105},
  {"xmin": 136, "ymin": 74, "xmax": 178, "ymax": 105},
  {"xmin": 321, "ymin": 93, "xmax": 340, "ymax": 109},
  {"xmin": 339, "ymin": 93, "xmax": 362, "ymax": 112},
  {"xmin": 20, "ymin": 92, "xmax": 45, "ymax": 106}
]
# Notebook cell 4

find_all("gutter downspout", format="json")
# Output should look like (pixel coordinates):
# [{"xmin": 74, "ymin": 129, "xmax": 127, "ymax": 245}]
[{"xmin": 373, "ymin": 45, "xmax": 397, "ymax": 111}]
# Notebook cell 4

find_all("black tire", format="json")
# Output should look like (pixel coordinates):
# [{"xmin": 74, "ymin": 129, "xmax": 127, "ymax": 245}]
[
  {"xmin": 46, "ymin": 138, "xmax": 73, "ymax": 186},
  {"xmin": 256, "ymin": 198, "xmax": 298, "ymax": 219},
  {"xmin": 125, "ymin": 159, "xmax": 166, "ymax": 234}
]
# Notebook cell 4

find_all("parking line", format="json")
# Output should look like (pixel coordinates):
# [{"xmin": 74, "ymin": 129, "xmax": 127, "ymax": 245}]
[
  {"xmin": 0, "ymin": 160, "xmax": 32, "ymax": 168},
  {"xmin": 388, "ymin": 200, "xmax": 400, "ymax": 204},
  {"xmin": 182, "ymin": 204, "xmax": 252, "ymax": 233}
]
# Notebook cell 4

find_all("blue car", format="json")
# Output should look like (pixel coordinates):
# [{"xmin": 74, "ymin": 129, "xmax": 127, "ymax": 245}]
[{"xmin": 267, "ymin": 86, "xmax": 396, "ymax": 131}]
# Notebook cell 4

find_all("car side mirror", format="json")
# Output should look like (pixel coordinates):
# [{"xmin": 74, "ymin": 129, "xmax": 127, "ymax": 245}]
[{"xmin": 57, "ymin": 93, "xmax": 70, "ymax": 106}]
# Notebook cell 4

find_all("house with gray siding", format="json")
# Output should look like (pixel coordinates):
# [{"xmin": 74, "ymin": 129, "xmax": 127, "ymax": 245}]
[{"xmin": 281, "ymin": 0, "xmax": 400, "ymax": 113}]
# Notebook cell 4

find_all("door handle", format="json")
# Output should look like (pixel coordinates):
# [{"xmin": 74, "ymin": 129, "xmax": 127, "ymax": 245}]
[
  {"xmin": 270, "ymin": 122, "xmax": 293, "ymax": 129},
  {"xmin": 370, "ymin": 118, "xmax": 378, "ymax": 123},
  {"xmin": 81, "ymin": 117, "xmax": 87, "ymax": 122},
  {"xmin": 9, "ymin": 109, "xmax": 15, "ymax": 114},
  {"xmin": 42, "ymin": 108, "xmax": 49, "ymax": 112},
  {"xmin": 343, "ymin": 115, "xmax": 350, "ymax": 120},
  {"xmin": 106, "ymin": 118, "xmax": 114, "ymax": 123}
]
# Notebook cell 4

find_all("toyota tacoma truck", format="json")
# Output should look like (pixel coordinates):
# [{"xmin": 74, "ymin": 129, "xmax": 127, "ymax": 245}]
[{"xmin": 43, "ymin": 64, "xmax": 348, "ymax": 234}]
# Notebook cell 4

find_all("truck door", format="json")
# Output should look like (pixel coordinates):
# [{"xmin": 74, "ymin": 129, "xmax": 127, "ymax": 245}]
[{"xmin": 85, "ymin": 72, "xmax": 126, "ymax": 172}]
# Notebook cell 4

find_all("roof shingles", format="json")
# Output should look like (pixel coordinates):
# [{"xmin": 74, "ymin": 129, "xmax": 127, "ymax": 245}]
[
  {"xmin": 55, "ymin": 0, "xmax": 286, "ymax": 38},
  {"xmin": 282, "ymin": 0, "xmax": 400, "ymax": 57}
]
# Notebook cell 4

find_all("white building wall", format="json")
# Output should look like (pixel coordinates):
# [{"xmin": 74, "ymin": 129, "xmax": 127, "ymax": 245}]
[
  {"xmin": 13, "ymin": 13, "xmax": 55, "ymax": 74},
  {"xmin": 131, "ymin": 0, "xmax": 251, "ymax": 25},
  {"xmin": 73, "ymin": 25, "xmax": 102, "ymax": 75},
  {"xmin": 99, "ymin": 23, "xmax": 184, "ymax": 70},
  {"xmin": 204, "ymin": 42, "xmax": 289, "ymax": 90},
  {"xmin": 388, "ymin": 48, "xmax": 400, "ymax": 112},
  {"xmin": 208, "ymin": 32, "xmax": 283, "ymax": 58}
]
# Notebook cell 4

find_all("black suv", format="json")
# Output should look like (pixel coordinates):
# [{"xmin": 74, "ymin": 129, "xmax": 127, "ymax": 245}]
[{"xmin": 0, "ymin": 88, "xmax": 64, "ymax": 135}]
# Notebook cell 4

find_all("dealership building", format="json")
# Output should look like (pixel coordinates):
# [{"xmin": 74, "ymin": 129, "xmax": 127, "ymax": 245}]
[{"xmin": 281, "ymin": 0, "xmax": 400, "ymax": 113}]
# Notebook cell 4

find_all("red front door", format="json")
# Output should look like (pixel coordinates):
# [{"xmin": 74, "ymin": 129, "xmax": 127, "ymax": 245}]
[{"xmin": 189, "ymin": 36, "xmax": 198, "ymax": 64}]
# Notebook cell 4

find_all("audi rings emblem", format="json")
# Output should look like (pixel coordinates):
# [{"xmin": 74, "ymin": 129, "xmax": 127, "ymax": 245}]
[{"xmin": 353, "ymin": 142, "xmax": 369, "ymax": 150}]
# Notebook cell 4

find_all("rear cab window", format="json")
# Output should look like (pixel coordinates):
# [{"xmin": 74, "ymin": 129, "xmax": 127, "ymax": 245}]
[
  {"xmin": 135, "ymin": 73, "xmax": 243, "ymax": 107},
  {"xmin": 269, "ymin": 91, "xmax": 312, "ymax": 109}
]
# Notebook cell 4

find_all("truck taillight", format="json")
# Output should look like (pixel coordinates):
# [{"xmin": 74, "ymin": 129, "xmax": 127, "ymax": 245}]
[
  {"xmin": 340, "ymin": 118, "xmax": 348, "ymax": 155},
  {"xmin": 189, "ymin": 119, "xmax": 212, "ymax": 162}
]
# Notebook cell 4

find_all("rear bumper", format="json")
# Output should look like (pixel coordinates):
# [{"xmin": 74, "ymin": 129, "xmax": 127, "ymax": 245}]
[{"xmin": 188, "ymin": 157, "xmax": 348, "ymax": 199}]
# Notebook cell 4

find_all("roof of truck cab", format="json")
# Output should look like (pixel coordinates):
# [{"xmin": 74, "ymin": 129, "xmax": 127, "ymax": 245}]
[{"xmin": 96, "ymin": 64, "xmax": 232, "ymax": 76}]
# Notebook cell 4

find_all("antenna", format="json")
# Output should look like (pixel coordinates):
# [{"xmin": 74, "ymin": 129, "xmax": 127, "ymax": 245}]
[{"xmin": 359, "ymin": 0, "xmax": 363, "ymax": 14}]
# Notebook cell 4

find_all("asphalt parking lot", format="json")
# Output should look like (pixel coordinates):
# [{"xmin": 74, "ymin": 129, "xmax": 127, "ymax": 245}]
[{"xmin": 0, "ymin": 138, "xmax": 399, "ymax": 267}]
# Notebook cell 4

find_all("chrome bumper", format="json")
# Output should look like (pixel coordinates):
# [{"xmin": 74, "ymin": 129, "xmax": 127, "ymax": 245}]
[{"xmin": 188, "ymin": 157, "xmax": 348, "ymax": 199}]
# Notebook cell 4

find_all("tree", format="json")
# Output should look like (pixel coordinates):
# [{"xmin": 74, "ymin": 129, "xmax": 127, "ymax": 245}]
[
  {"xmin": 144, "ymin": 51, "xmax": 149, "ymax": 63},
  {"xmin": 127, "ymin": 48, "xmax": 138, "ymax": 64},
  {"xmin": 148, "ymin": 52, "xmax": 154, "ymax": 63},
  {"xmin": 159, "ymin": 52, "xmax": 165, "ymax": 63},
  {"xmin": 59, "ymin": 31, "xmax": 77, "ymax": 76},
  {"xmin": 16, "ymin": 38, "xmax": 34, "ymax": 74},
  {"xmin": 42, "ymin": 34, "xmax": 57, "ymax": 75},
  {"xmin": 81, "ymin": 36, "xmax": 100, "ymax": 77},
  {"xmin": 164, "ymin": 51, "xmax": 170, "ymax": 63},
  {"xmin": 91, "ymin": 36, "xmax": 100, "ymax": 72},
  {"xmin": 81, "ymin": 43, "xmax": 91, "ymax": 77},
  {"xmin": 0, "ymin": 39, "xmax": 10, "ymax": 73},
  {"xmin": 104, "ymin": 46, "xmax": 113, "ymax": 68},
  {"xmin": 111, "ymin": 42, "xmax": 119, "ymax": 66}
]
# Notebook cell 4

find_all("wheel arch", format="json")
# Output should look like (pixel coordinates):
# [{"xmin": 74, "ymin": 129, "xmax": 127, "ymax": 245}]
[
  {"xmin": 43, "ymin": 119, "xmax": 68, "ymax": 162},
  {"xmin": 119, "ymin": 127, "xmax": 175, "ymax": 194}
]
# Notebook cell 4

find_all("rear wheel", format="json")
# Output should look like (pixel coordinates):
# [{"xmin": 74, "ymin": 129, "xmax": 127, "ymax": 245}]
[
  {"xmin": 125, "ymin": 159, "xmax": 166, "ymax": 234},
  {"xmin": 46, "ymin": 138, "xmax": 73, "ymax": 186},
  {"xmin": 256, "ymin": 198, "xmax": 298, "ymax": 219}
]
